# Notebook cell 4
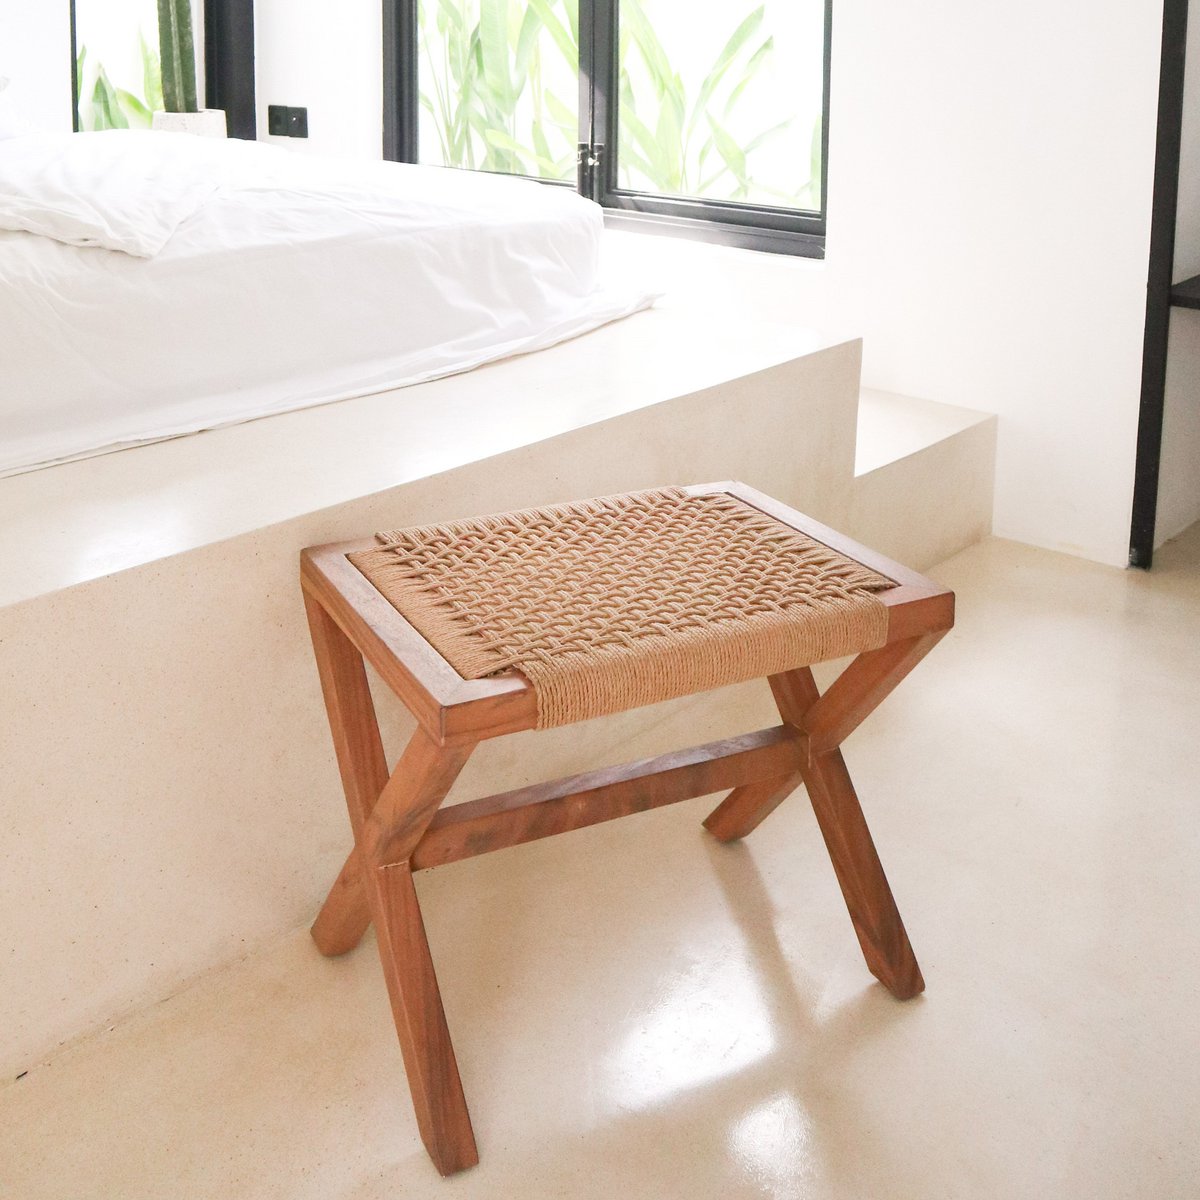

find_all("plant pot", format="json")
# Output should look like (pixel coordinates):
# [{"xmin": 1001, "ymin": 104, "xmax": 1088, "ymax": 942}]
[{"xmin": 151, "ymin": 109, "xmax": 227, "ymax": 138}]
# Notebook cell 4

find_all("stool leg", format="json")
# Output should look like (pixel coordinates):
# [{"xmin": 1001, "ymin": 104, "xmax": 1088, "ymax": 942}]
[
  {"xmin": 305, "ymin": 593, "xmax": 389, "ymax": 956},
  {"xmin": 373, "ymin": 860, "xmax": 478, "ymax": 1176},
  {"xmin": 305, "ymin": 590, "xmax": 481, "ymax": 1173},
  {"xmin": 803, "ymin": 633, "xmax": 944, "ymax": 755},
  {"xmin": 703, "ymin": 668, "xmax": 819, "ymax": 841},
  {"xmin": 358, "ymin": 729, "xmax": 480, "ymax": 1176},
  {"xmin": 311, "ymin": 846, "xmax": 370, "ymax": 957},
  {"xmin": 799, "ymin": 747, "xmax": 924, "ymax": 1000},
  {"xmin": 769, "ymin": 662, "xmax": 926, "ymax": 1000},
  {"xmin": 703, "ymin": 775, "xmax": 803, "ymax": 842}
]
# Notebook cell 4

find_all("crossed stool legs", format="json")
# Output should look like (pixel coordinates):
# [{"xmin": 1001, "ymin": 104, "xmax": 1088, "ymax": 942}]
[{"xmin": 302, "ymin": 562, "xmax": 948, "ymax": 1175}]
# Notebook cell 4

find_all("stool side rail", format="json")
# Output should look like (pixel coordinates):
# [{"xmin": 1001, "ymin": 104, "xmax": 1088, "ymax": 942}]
[{"xmin": 410, "ymin": 725, "xmax": 806, "ymax": 871}]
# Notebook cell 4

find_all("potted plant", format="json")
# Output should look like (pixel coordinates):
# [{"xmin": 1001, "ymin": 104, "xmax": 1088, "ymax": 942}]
[{"xmin": 150, "ymin": 0, "xmax": 226, "ymax": 136}]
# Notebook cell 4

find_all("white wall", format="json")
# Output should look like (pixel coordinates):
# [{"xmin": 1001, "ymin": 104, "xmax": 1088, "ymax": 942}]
[
  {"xmin": 250, "ymin": 0, "xmax": 1165, "ymax": 564},
  {"xmin": 1157, "ymin": 6, "xmax": 1200, "ymax": 547},
  {"xmin": 253, "ymin": 0, "xmax": 381, "ymax": 157},
  {"xmin": 807, "ymin": 1, "xmax": 1160, "ymax": 565},
  {"xmin": 0, "ymin": 7, "xmax": 73, "ymax": 131}
]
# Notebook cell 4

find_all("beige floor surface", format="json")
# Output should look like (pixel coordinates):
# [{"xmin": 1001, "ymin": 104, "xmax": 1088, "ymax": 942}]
[{"xmin": 3, "ymin": 528, "xmax": 1199, "ymax": 1199}]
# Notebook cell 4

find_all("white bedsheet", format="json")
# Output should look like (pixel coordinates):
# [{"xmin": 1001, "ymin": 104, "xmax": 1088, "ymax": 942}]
[{"xmin": 0, "ymin": 132, "xmax": 654, "ymax": 475}]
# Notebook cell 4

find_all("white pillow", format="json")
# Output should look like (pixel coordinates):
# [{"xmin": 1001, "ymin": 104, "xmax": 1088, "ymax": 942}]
[
  {"xmin": 0, "ymin": 129, "xmax": 226, "ymax": 256},
  {"xmin": 0, "ymin": 76, "xmax": 31, "ymax": 140}
]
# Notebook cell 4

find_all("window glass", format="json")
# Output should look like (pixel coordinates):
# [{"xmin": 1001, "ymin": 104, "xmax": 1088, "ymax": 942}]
[
  {"xmin": 417, "ymin": 0, "xmax": 580, "ymax": 182},
  {"xmin": 616, "ymin": 0, "xmax": 824, "ymax": 210},
  {"xmin": 74, "ymin": 0, "xmax": 166, "ymax": 131}
]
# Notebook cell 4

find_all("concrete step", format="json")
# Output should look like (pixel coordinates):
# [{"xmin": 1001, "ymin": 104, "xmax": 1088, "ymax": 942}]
[{"xmin": 850, "ymin": 388, "xmax": 997, "ymax": 571}]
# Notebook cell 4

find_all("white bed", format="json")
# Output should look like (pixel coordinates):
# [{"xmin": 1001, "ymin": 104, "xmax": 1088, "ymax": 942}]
[{"xmin": 0, "ymin": 130, "xmax": 654, "ymax": 475}]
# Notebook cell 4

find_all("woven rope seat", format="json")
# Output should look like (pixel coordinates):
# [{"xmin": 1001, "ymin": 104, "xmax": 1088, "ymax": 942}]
[
  {"xmin": 350, "ymin": 486, "xmax": 897, "ymax": 728},
  {"xmin": 300, "ymin": 481, "xmax": 955, "ymax": 1176}
]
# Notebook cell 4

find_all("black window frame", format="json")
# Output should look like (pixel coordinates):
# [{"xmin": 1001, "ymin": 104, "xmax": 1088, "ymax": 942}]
[{"xmin": 384, "ymin": 0, "xmax": 831, "ymax": 258}]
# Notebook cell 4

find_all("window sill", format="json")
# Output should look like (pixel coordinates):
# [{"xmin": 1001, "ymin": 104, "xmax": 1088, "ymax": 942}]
[{"xmin": 601, "ymin": 209, "xmax": 825, "ymax": 260}]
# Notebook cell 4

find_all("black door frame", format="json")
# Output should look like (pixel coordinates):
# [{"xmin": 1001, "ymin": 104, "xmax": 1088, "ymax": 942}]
[
  {"xmin": 1131, "ymin": 0, "xmax": 1189, "ymax": 568},
  {"xmin": 205, "ymin": 0, "xmax": 256, "ymax": 139}
]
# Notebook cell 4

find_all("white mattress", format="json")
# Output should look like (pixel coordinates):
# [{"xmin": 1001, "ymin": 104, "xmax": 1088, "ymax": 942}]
[{"xmin": 0, "ymin": 133, "xmax": 654, "ymax": 475}]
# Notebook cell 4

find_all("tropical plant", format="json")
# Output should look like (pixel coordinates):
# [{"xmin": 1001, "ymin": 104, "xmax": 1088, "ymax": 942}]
[
  {"xmin": 158, "ymin": 0, "xmax": 197, "ymax": 113},
  {"xmin": 617, "ymin": 4, "xmax": 806, "ymax": 205},
  {"xmin": 417, "ymin": 0, "xmax": 819, "ymax": 208},
  {"xmin": 418, "ymin": 0, "xmax": 579, "ymax": 180},
  {"xmin": 76, "ymin": 36, "xmax": 162, "ymax": 132},
  {"xmin": 141, "ymin": 29, "xmax": 165, "ymax": 112},
  {"xmin": 76, "ymin": 1, "xmax": 193, "ymax": 133}
]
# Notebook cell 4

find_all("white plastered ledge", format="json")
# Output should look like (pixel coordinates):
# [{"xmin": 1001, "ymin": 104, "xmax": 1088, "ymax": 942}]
[{"xmin": 0, "ymin": 303, "xmax": 838, "ymax": 610}]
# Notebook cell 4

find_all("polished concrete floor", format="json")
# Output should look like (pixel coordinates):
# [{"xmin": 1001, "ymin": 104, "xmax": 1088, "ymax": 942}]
[{"xmin": 4, "ymin": 528, "xmax": 1199, "ymax": 1198}]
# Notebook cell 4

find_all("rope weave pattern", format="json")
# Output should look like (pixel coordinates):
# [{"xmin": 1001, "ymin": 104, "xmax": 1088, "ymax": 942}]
[{"xmin": 350, "ymin": 487, "xmax": 896, "ymax": 728}]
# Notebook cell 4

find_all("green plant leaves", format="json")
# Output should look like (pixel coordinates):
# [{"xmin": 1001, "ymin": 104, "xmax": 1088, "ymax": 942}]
[
  {"xmin": 691, "ymin": 5, "xmax": 764, "ymax": 130},
  {"xmin": 419, "ymin": 0, "xmax": 579, "ymax": 181},
  {"xmin": 526, "ymin": 0, "xmax": 576, "ymax": 69},
  {"xmin": 514, "ymin": 7, "xmax": 542, "ymax": 82},
  {"xmin": 157, "ymin": 0, "xmax": 197, "ymax": 113},
  {"xmin": 92, "ymin": 66, "xmax": 128, "ymax": 130},
  {"xmin": 478, "ymin": 0, "xmax": 513, "ymax": 109},
  {"xmin": 705, "ymin": 112, "xmax": 746, "ymax": 184},
  {"xmin": 140, "ymin": 30, "xmax": 164, "ymax": 113},
  {"xmin": 77, "ymin": 41, "xmax": 160, "ymax": 132},
  {"xmin": 617, "ymin": 2, "xmax": 797, "ymax": 201}
]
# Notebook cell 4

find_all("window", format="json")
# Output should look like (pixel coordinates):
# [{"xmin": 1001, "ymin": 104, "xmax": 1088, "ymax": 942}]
[
  {"xmin": 386, "ymin": 0, "xmax": 830, "ymax": 256},
  {"xmin": 70, "ymin": 0, "xmax": 256, "ymax": 140},
  {"xmin": 72, "ymin": 0, "xmax": 176, "ymax": 131}
]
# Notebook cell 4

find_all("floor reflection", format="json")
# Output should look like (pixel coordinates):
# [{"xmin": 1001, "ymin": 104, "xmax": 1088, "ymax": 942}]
[{"xmin": 603, "ymin": 951, "xmax": 777, "ymax": 1109}]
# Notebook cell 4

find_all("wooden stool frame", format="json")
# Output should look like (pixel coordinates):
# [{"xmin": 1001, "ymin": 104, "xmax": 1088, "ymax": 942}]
[{"xmin": 301, "ymin": 481, "xmax": 954, "ymax": 1176}]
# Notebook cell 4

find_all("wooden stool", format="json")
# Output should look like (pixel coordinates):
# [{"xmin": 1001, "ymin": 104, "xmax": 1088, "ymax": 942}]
[{"xmin": 301, "ymin": 481, "xmax": 954, "ymax": 1175}]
